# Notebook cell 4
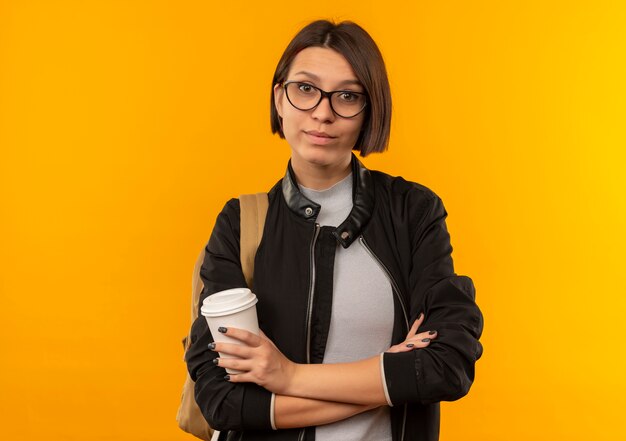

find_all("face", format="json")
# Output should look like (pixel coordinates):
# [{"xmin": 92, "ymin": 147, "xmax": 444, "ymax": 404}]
[{"xmin": 273, "ymin": 47, "xmax": 366, "ymax": 171}]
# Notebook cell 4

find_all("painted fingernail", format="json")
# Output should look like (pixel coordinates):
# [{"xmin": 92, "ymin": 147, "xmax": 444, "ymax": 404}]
[
  {"xmin": 406, "ymin": 343, "xmax": 415, "ymax": 348},
  {"xmin": 422, "ymin": 338, "xmax": 431, "ymax": 343},
  {"xmin": 212, "ymin": 358, "xmax": 219, "ymax": 365},
  {"xmin": 224, "ymin": 375, "xmax": 230, "ymax": 381},
  {"xmin": 218, "ymin": 327, "xmax": 227, "ymax": 333},
  {"xmin": 429, "ymin": 330, "xmax": 437, "ymax": 335},
  {"xmin": 208, "ymin": 342, "xmax": 216, "ymax": 350}
]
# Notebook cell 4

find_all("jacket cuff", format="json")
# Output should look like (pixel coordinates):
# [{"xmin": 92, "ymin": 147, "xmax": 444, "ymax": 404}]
[
  {"xmin": 379, "ymin": 353, "xmax": 393, "ymax": 406},
  {"xmin": 270, "ymin": 393, "xmax": 277, "ymax": 430},
  {"xmin": 382, "ymin": 351, "xmax": 420, "ymax": 405},
  {"xmin": 242, "ymin": 385, "xmax": 273, "ymax": 429}
]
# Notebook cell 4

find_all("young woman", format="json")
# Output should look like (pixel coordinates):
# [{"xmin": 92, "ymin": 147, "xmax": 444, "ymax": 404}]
[{"xmin": 185, "ymin": 20, "xmax": 484, "ymax": 441}]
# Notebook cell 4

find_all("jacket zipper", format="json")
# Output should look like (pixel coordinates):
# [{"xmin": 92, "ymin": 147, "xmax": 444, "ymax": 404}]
[
  {"xmin": 299, "ymin": 223, "xmax": 320, "ymax": 441},
  {"xmin": 359, "ymin": 236, "xmax": 408, "ymax": 441},
  {"xmin": 359, "ymin": 236, "xmax": 409, "ymax": 329},
  {"xmin": 305, "ymin": 223, "xmax": 321, "ymax": 364}
]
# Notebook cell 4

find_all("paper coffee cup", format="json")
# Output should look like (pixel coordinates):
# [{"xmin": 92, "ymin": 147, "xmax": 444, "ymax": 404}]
[{"xmin": 201, "ymin": 287, "xmax": 259, "ymax": 374}]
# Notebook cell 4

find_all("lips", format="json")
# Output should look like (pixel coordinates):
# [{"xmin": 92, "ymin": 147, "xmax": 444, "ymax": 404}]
[
  {"xmin": 305, "ymin": 130, "xmax": 336, "ymax": 138},
  {"xmin": 304, "ymin": 130, "xmax": 337, "ymax": 145}
]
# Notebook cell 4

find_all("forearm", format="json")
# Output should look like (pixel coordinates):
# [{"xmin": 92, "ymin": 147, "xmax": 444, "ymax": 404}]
[
  {"xmin": 274, "ymin": 394, "xmax": 378, "ymax": 429},
  {"xmin": 285, "ymin": 355, "xmax": 388, "ymax": 406}
]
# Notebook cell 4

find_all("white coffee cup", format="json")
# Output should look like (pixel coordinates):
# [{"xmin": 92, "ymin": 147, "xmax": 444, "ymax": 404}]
[{"xmin": 201, "ymin": 287, "xmax": 259, "ymax": 374}]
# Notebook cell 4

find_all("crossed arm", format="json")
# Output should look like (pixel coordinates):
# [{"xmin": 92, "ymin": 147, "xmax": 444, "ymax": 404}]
[
  {"xmin": 188, "ymin": 195, "xmax": 483, "ymax": 431},
  {"xmin": 210, "ymin": 314, "xmax": 437, "ymax": 429}
]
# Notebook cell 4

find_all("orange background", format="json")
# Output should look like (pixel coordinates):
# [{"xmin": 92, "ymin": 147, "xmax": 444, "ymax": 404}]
[{"xmin": 1, "ymin": 1, "xmax": 625, "ymax": 440}]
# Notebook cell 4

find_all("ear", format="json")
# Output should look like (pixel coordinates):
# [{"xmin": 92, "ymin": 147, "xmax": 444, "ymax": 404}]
[{"xmin": 273, "ymin": 83, "xmax": 284, "ymax": 118}]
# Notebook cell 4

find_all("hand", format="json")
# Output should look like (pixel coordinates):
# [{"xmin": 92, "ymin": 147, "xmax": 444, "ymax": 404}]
[
  {"xmin": 386, "ymin": 313, "xmax": 438, "ymax": 353},
  {"xmin": 209, "ymin": 327, "xmax": 296, "ymax": 395}
]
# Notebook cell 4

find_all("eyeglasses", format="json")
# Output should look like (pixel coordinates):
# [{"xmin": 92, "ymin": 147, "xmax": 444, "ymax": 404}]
[{"xmin": 282, "ymin": 81, "xmax": 368, "ymax": 118}]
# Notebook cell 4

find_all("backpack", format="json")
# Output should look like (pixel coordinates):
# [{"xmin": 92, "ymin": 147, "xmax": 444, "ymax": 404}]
[{"xmin": 177, "ymin": 193, "xmax": 269, "ymax": 440}]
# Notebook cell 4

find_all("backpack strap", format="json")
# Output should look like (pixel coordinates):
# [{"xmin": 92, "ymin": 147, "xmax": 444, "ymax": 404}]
[
  {"xmin": 183, "ymin": 193, "xmax": 268, "ymax": 355},
  {"xmin": 238, "ymin": 193, "xmax": 269, "ymax": 289}
]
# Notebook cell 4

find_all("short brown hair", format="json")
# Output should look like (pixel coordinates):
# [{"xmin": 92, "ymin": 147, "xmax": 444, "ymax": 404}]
[{"xmin": 270, "ymin": 20, "xmax": 392, "ymax": 157}]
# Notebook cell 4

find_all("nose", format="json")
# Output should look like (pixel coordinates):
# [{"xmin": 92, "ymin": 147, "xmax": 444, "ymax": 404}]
[{"xmin": 311, "ymin": 95, "xmax": 336, "ymax": 123}]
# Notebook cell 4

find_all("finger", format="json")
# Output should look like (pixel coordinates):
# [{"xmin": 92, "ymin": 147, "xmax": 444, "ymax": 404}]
[
  {"xmin": 404, "ymin": 336, "xmax": 435, "ymax": 348},
  {"xmin": 224, "ymin": 372, "xmax": 254, "ymax": 384},
  {"xmin": 210, "ymin": 341, "xmax": 253, "ymax": 358},
  {"xmin": 415, "ymin": 330, "xmax": 437, "ymax": 340},
  {"xmin": 405, "ymin": 319, "xmax": 420, "ymax": 339},
  {"xmin": 386, "ymin": 343, "xmax": 414, "ymax": 353},
  {"xmin": 409, "ymin": 312, "xmax": 426, "ymax": 334},
  {"xmin": 389, "ymin": 333, "xmax": 437, "ymax": 353},
  {"xmin": 215, "ymin": 356, "xmax": 253, "ymax": 373},
  {"xmin": 387, "ymin": 339, "xmax": 423, "ymax": 353},
  {"xmin": 218, "ymin": 327, "xmax": 263, "ymax": 347}
]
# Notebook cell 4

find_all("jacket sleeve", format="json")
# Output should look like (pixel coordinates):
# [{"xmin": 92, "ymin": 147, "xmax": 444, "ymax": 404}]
[
  {"xmin": 382, "ymin": 193, "xmax": 484, "ymax": 405},
  {"xmin": 184, "ymin": 198, "xmax": 273, "ymax": 431}
]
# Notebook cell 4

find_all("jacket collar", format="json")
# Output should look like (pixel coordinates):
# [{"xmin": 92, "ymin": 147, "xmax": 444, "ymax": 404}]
[{"xmin": 281, "ymin": 153, "xmax": 375, "ymax": 248}]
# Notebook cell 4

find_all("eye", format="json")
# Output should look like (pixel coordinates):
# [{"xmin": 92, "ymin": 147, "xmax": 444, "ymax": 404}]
[
  {"xmin": 338, "ymin": 92, "xmax": 359, "ymax": 102},
  {"xmin": 298, "ymin": 83, "xmax": 315, "ymax": 94}
]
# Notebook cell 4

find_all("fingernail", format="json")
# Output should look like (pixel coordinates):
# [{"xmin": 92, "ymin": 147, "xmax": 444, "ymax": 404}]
[
  {"xmin": 406, "ymin": 343, "xmax": 415, "ymax": 348},
  {"xmin": 208, "ymin": 342, "xmax": 216, "ymax": 350},
  {"xmin": 418, "ymin": 312, "xmax": 423, "ymax": 320},
  {"xmin": 422, "ymin": 338, "xmax": 431, "ymax": 343},
  {"xmin": 218, "ymin": 327, "xmax": 227, "ymax": 333},
  {"xmin": 224, "ymin": 375, "xmax": 230, "ymax": 381},
  {"xmin": 212, "ymin": 358, "xmax": 219, "ymax": 365},
  {"xmin": 429, "ymin": 330, "xmax": 437, "ymax": 335}
]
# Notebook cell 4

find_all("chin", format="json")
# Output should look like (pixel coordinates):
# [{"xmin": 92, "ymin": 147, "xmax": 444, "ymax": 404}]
[{"xmin": 295, "ymin": 146, "xmax": 347, "ymax": 168}]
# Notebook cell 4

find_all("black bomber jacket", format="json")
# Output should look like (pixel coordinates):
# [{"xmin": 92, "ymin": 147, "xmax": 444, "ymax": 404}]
[{"xmin": 185, "ymin": 154, "xmax": 484, "ymax": 441}]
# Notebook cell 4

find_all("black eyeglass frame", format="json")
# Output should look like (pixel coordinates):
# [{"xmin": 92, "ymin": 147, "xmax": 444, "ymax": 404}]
[{"xmin": 281, "ymin": 80, "xmax": 368, "ymax": 119}]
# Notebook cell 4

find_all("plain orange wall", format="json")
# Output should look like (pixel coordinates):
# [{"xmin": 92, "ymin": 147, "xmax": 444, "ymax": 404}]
[{"xmin": 1, "ymin": 1, "xmax": 625, "ymax": 440}]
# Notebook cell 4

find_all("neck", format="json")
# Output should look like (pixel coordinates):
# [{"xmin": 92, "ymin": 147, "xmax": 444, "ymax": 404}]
[{"xmin": 290, "ymin": 155, "xmax": 352, "ymax": 190}]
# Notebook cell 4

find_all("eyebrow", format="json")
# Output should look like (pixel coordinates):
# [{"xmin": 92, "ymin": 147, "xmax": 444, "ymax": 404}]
[{"xmin": 291, "ymin": 71, "xmax": 363, "ymax": 88}]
